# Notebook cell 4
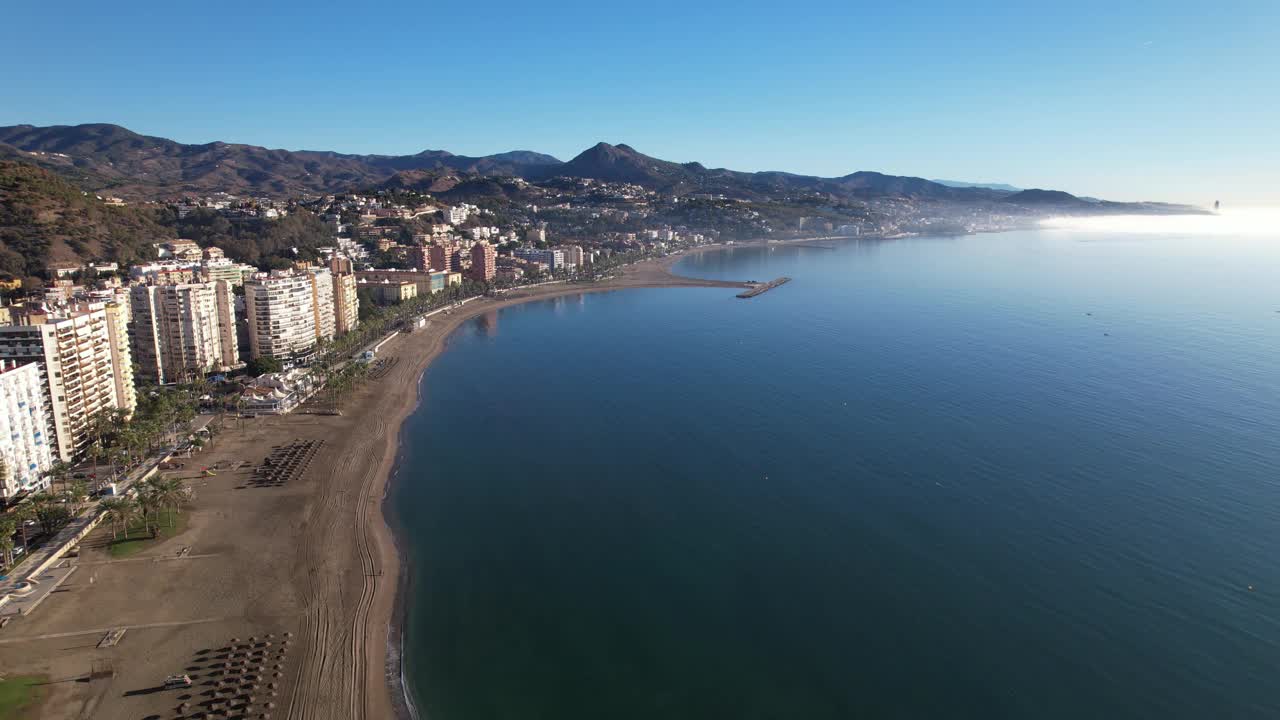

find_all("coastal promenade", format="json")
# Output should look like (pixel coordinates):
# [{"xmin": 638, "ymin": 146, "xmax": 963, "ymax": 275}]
[{"xmin": 0, "ymin": 449, "xmax": 173, "ymax": 616}]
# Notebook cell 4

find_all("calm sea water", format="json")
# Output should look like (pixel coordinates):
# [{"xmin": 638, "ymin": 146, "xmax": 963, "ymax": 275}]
[{"xmin": 393, "ymin": 225, "xmax": 1280, "ymax": 720}]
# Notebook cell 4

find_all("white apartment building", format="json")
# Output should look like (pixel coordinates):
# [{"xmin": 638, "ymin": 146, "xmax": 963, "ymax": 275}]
[
  {"xmin": 445, "ymin": 205, "xmax": 471, "ymax": 225},
  {"xmin": 514, "ymin": 247, "xmax": 566, "ymax": 270},
  {"xmin": 201, "ymin": 259, "xmax": 254, "ymax": 287},
  {"xmin": 243, "ymin": 272, "xmax": 318, "ymax": 365},
  {"xmin": 0, "ymin": 360, "xmax": 55, "ymax": 499},
  {"xmin": 0, "ymin": 302, "xmax": 137, "ymax": 461},
  {"xmin": 130, "ymin": 281, "xmax": 238, "ymax": 384}
]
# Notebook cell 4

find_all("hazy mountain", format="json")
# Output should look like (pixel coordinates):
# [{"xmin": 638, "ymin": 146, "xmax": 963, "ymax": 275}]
[
  {"xmin": 1002, "ymin": 189, "xmax": 1089, "ymax": 205},
  {"xmin": 933, "ymin": 179, "xmax": 1022, "ymax": 193},
  {"xmin": 544, "ymin": 142, "xmax": 1001, "ymax": 201}
]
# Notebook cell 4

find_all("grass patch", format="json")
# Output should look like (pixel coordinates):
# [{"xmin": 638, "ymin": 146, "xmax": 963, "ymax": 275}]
[
  {"xmin": 0, "ymin": 675, "xmax": 45, "ymax": 720},
  {"xmin": 107, "ymin": 513, "xmax": 189, "ymax": 559}
]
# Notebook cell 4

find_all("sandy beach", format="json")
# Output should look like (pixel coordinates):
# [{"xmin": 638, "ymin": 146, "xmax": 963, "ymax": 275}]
[{"xmin": 0, "ymin": 255, "xmax": 745, "ymax": 720}]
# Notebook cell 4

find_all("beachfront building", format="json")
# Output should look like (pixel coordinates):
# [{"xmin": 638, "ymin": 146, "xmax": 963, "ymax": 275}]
[
  {"xmin": 243, "ymin": 272, "xmax": 319, "ymax": 365},
  {"xmin": 333, "ymin": 271, "xmax": 360, "ymax": 335},
  {"xmin": 0, "ymin": 302, "xmax": 138, "ymax": 461},
  {"xmin": 306, "ymin": 268, "xmax": 337, "ymax": 343},
  {"xmin": 0, "ymin": 360, "xmax": 55, "ymax": 500},
  {"xmin": 360, "ymin": 279, "xmax": 417, "ymax": 305},
  {"xmin": 470, "ymin": 241, "xmax": 496, "ymax": 282},
  {"xmin": 129, "ymin": 281, "xmax": 239, "ymax": 384},
  {"xmin": 239, "ymin": 369, "xmax": 319, "ymax": 415},
  {"xmin": 560, "ymin": 245, "xmax": 586, "ymax": 269},
  {"xmin": 213, "ymin": 280, "xmax": 240, "ymax": 365},
  {"xmin": 102, "ymin": 299, "xmax": 137, "ymax": 414},
  {"xmin": 514, "ymin": 247, "xmax": 565, "ymax": 271}
]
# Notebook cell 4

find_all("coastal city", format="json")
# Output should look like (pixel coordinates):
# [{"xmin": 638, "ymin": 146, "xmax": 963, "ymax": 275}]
[
  {"xmin": 2, "ymin": 179, "xmax": 763, "ymax": 491},
  {"xmin": 0, "ymin": 183, "xmax": 755, "ymax": 718},
  {"xmin": 0, "ymin": 138, "xmax": 1213, "ymax": 718}
]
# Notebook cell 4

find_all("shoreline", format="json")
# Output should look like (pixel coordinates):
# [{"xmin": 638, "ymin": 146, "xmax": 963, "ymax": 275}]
[{"xmin": 363, "ymin": 254, "xmax": 751, "ymax": 720}]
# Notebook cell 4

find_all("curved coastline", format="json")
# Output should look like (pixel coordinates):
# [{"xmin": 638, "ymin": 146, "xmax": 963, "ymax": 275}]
[{"xmin": 369, "ymin": 254, "xmax": 752, "ymax": 719}]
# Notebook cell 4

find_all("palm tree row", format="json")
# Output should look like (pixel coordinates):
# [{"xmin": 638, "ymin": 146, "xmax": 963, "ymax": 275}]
[{"xmin": 100, "ymin": 477, "xmax": 192, "ymax": 540}]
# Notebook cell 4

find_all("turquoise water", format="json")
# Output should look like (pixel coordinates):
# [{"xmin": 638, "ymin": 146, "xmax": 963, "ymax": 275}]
[{"xmin": 394, "ymin": 227, "xmax": 1280, "ymax": 719}]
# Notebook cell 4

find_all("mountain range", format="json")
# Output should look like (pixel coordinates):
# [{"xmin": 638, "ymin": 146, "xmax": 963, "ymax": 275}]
[{"xmin": 0, "ymin": 123, "xmax": 1202, "ymax": 215}]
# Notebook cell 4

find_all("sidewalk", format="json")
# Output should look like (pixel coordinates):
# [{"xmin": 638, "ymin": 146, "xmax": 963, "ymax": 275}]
[{"xmin": 0, "ymin": 447, "xmax": 172, "ymax": 615}]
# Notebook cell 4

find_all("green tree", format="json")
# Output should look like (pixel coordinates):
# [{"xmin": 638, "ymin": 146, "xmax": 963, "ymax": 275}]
[
  {"xmin": 11, "ymin": 504, "xmax": 35, "ymax": 554},
  {"xmin": 149, "ymin": 477, "xmax": 191, "ymax": 528},
  {"xmin": 66, "ymin": 480, "xmax": 90, "ymax": 511},
  {"xmin": 0, "ymin": 517, "xmax": 15, "ymax": 569},
  {"xmin": 135, "ymin": 484, "xmax": 161, "ymax": 537},
  {"xmin": 100, "ymin": 497, "xmax": 138, "ymax": 540},
  {"xmin": 245, "ymin": 356, "xmax": 283, "ymax": 377},
  {"xmin": 31, "ymin": 494, "xmax": 73, "ymax": 535},
  {"xmin": 45, "ymin": 458, "xmax": 71, "ymax": 494}
]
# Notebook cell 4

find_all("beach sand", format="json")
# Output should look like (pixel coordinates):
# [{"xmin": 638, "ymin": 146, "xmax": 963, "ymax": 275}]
[{"xmin": 0, "ymin": 255, "xmax": 744, "ymax": 720}]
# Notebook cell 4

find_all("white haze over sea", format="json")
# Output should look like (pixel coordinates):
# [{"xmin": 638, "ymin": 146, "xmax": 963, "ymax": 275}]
[{"xmin": 1040, "ymin": 207, "xmax": 1280, "ymax": 237}]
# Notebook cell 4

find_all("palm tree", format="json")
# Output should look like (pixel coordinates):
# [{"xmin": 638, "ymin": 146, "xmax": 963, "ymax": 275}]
[
  {"xmin": 45, "ymin": 459, "xmax": 71, "ymax": 494},
  {"xmin": 100, "ymin": 497, "xmax": 137, "ymax": 540},
  {"xmin": 11, "ymin": 504, "xmax": 34, "ymax": 554},
  {"xmin": 135, "ymin": 484, "xmax": 161, "ymax": 537},
  {"xmin": 0, "ymin": 517, "xmax": 15, "ymax": 570},
  {"xmin": 149, "ymin": 478, "xmax": 191, "ymax": 528}
]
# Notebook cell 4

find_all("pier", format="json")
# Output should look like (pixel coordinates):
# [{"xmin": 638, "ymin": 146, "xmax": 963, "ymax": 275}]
[{"xmin": 737, "ymin": 277, "xmax": 791, "ymax": 298}]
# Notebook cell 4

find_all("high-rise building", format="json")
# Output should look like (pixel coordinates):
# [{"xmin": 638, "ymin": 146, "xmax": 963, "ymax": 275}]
[
  {"xmin": 306, "ymin": 269, "xmax": 336, "ymax": 343},
  {"xmin": 408, "ymin": 245, "xmax": 431, "ymax": 272},
  {"xmin": 329, "ymin": 256, "xmax": 354, "ymax": 275},
  {"xmin": 469, "ymin": 242, "xmax": 496, "ymax": 282},
  {"xmin": 129, "ymin": 282, "xmax": 236, "ymax": 384},
  {"xmin": 429, "ymin": 242, "xmax": 455, "ymax": 273},
  {"xmin": 102, "ymin": 299, "xmax": 137, "ymax": 414},
  {"xmin": 243, "ymin": 272, "xmax": 319, "ymax": 365},
  {"xmin": 561, "ymin": 245, "xmax": 586, "ymax": 269},
  {"xmin": 333, "ymin": 272, "xmax": 360, "ymax": 335},
  {"xmin": 0, "ymin": 302, "xmax": 137, "ymax": 461},
  {"xmin": 213, "ymin": 280, "xmax": 240, "ymax": 367},
  {"xmin": 0, "ymin": 360, "xmax": 55, "ymax": 499}
]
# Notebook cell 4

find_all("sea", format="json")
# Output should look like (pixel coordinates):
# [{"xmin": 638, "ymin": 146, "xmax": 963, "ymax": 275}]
[{"xmin": 392, "ymin": 216, "xmax": 1280, "ymax": 720}]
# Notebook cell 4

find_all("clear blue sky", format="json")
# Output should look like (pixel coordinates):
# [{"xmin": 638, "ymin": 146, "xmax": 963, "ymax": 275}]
[{"xmin": 3, "ymin": 0, "xmax": 1277, "ymax": 204}]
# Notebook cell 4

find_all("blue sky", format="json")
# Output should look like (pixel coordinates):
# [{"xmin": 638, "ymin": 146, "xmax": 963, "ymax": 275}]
[{"xmin": 2, "ymin": 0, "xmax": 1277, "ymax": 204}]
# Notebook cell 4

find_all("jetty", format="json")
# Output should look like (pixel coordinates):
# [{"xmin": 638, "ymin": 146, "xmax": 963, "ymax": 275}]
[{"xmin": 737, "ymin": 277, "xmax": 791, "ymax": 298}]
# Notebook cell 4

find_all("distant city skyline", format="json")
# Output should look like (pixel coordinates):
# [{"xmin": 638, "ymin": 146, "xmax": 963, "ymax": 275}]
[{"xmin": 2, "ymin": 0, "xmax": 1276, "ymax": 205}]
